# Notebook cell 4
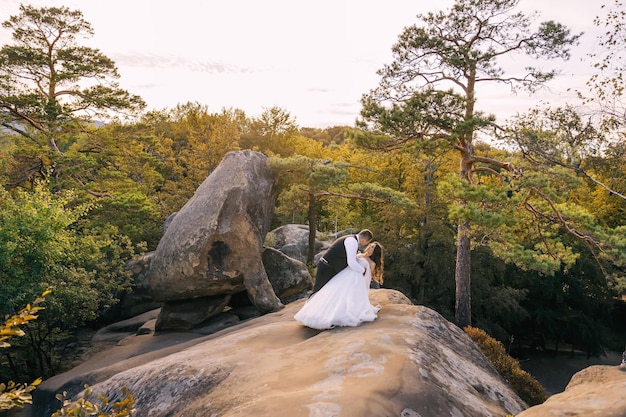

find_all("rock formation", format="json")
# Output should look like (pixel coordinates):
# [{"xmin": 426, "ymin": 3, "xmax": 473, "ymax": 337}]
[
  {"xmin": 516, "ymin": 364, "xmax": 626, "ymax": 417},
  {"xmin": 265, "ymin": 224, "xmax": 324, "ymax": 263},
  {"xmin": 261, "ymin": 246, "xmax": 312, "ymax": 302},
  {"xmin": 32, "ymin": 290, "xmax": 528, "ymax": 417},
  {"xmin": 147, "ymin": 150, "xmax": 284, "ymax": 330},
  {"xmin": 118, "ymin": 252, "xmax": 161, "ymax": 319}
]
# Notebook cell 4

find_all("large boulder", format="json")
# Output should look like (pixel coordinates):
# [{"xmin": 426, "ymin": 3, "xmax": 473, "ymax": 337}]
[
  {"xmin": 265, "ymin": 224, "xmax": 322, "ymax": 263},
  {"xmin": 261, "ymin": 246, "xmax": 312, "ymax": 302},
  {"xmin": 118, "ymin": 252, "xmax": 162, "ymax": 319},
  {"xmin": 517, "ymin": 365, "xmax": 626, "ymax": 417},
  {"xmin": 32, "ymin": 290, "xmax": 528, "ymax": 417},
  {"xmin": 148, "ymin": 150, "xmax": 283, "ymax": 330}
]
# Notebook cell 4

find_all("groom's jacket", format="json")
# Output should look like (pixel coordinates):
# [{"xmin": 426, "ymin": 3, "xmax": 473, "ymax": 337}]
[{"xmin": 321, "ymin": 235, "xmax": 358, "ymax": 272}]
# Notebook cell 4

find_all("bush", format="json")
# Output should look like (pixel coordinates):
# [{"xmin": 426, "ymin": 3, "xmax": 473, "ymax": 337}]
[
  {"xmin": 0, "ymin": 290, "xmax": 48, "ymax": 411},
  {"xmin": 0, "ymin": 291, "xmax": 135, "ymax": 415},
  {"xmin": 53, "ymin": 385, "xmax": 135, "ymax": 417},
  {"xmin": 0, "ymin": 186, "xmax": 139, "ymax": 381},
  {"xmin": 465, "ymin": 326, "xmax": 546, "ymax": 406}
]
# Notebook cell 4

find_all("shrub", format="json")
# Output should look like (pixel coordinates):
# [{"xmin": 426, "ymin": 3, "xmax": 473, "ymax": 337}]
[
  {"xmin": 53, "ymin": 385, "xmax": 135, "ymax": 417},
  {"xmin": 0, "ymin": 186, "xmax": 138, "ymax": 381},
  {"xmin": 0, "ymin": 291, "xmax": 135, "ymax": 415},
  {"xmin": 465, "ymin": 326, "xmax": 546, "ymax": 406},
  {"xmin": 0, "ymin": 290, "xmax": 48, "ymax": 410}
]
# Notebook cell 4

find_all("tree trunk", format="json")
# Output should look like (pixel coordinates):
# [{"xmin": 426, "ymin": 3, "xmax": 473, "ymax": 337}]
[
  {"xmin": 455, "ymin": 108, "xmax": 474, "ymax": 328},
  {"xmin": 306, "ymin": 193, "xmax": 317, "ymax": 265},
  {"xmin": 455, "ymin": 220, "xmax": 472, "ymax": 328}
]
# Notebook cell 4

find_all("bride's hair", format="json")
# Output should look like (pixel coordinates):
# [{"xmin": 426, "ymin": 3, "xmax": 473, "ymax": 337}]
[{"xmin": 370, "ymin": 242, "xmax": 384, "ymax": 285}]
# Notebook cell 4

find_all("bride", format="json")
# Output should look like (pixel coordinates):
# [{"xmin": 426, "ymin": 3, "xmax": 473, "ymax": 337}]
[{"xmin": 294, "ymin": 242, "xmax": 384, "ymax": 330}]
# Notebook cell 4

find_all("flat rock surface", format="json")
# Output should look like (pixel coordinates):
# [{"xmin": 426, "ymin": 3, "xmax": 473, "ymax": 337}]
[{"xmin": 33, "ymin": 290, "xmax": 527, "ymax": 417}]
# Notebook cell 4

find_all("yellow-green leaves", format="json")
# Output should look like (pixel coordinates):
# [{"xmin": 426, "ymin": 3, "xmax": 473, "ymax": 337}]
[
  {"xmin": 0, "ymin": 290, "xmax": 48, "ymax": 410},
  {"xmin": 52, "ymin": 385, "xmax": 135, "ymax": 417}
]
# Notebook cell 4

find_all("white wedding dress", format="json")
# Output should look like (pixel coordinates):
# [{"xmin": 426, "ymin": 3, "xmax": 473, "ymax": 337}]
[{"xmin": 294, "ymin": 257, "xmax": 380, "ymax": 330}]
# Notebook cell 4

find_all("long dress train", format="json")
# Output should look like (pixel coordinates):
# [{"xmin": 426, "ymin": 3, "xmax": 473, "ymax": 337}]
[{"xmin": 294, "ymin": 257, "xmax": 380, "ymax": 330}]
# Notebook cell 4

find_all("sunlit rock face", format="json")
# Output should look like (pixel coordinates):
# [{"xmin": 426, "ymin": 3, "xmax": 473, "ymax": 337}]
[
  {"xmin": 517, "ymin": 364, "xmax": 626, "ymax": 417},
  {"xmin": 147, "ymin": 150, "xmax": 284, "ymax": 330},
  {"xmin": 32, "ymin": 290, "xmax": 527, "ymax": 417}
]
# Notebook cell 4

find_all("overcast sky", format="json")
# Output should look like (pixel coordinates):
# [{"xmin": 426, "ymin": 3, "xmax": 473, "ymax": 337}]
[{"xmin": 0, "ymin": 0, "xmax": 608, "ymax": 128}]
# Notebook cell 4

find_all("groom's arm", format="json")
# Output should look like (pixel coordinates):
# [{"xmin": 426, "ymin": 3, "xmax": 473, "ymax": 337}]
[{"xmin": 344, "ymin": 237, "xmax": 365, "ymax": 274}]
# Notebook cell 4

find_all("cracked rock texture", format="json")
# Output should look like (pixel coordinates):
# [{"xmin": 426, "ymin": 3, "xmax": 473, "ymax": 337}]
[{"xmin": 33, "ymin": 290, "xmax": 527, "ymax": 417}]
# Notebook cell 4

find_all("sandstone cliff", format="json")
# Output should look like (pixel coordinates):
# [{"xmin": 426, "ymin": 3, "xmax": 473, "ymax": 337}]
[{"xmin": 32, "ymin": 290, "xmax": 527, "ymax": 417}]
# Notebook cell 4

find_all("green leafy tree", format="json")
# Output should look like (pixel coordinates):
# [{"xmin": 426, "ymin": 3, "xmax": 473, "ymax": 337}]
[
  {"xmin": 356, "ymin": 0, "xmax": 581, "ymax": 327},
  {"xmin": 240, "ymin": 106, "xmax": 299, "ymax": 156},
  {"xmin": 143, "ymin": 103, "xmax": 243, "ymax": 219},
  {"xmin": 510, "ymin": 105, "xmax": 626, "ymax": 200},
  {"xmin": 0, "ymin": 4, "xmax": 145, "ymax": 187},
  {"xmin": 507, "ymin": 106, "xmax": 626, "ymax": 293},
  {"xmin": 0, "ymin": 186, "xmax": 137, "ymax": 381},
  {"xmin": 60, "ymin": 122, "xmax": 168, "ymax": 248},
  {"xmin": 269, "ymin": 153, "xmax": 415, "ymax": 264}
]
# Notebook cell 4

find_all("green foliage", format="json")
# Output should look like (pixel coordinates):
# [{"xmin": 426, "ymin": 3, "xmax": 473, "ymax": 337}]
[
  {"xmin": 436, "ymin": 157, "xmax": 624, "ymax": 283},
  {"xmin": 0, "ymin": 5, "xmax": 145, "ymax": 133},
  {"xmin": 0, "ymin": 4, "xmax": 145, "ymax": 193},
  {"xmin": 0, "ymin": 290, "xmax": 48, "ymax": 411},
  {"xmin": 465, "ymin": 326, "xmax": 546, "ymax": 406},
  {"xmin": 53, "ymin": 385, "xmax": 135, "ymax": 417},
  {"xmin": 357, "ymin": 0, "xmax": 582, "ymax": 328},
  {"xmin": 54, "ymin": 122, "xmax": 167, "ymax": 246},
  {"xmin": 143, "ymin": 103, "xmax": 243, "ymax": 224},
  {"xmin": 240, "ymin": 106, "xmax": 299, "ymax": 156},
  {"xmin": 380, "ymin": 221, "xmax": 457, "ymax": 318},
  {"xmin": 510, "ymin": 255, "xmax": 614, "ymax": 357},
  {"xmin": 269, "ymin": 149, "xmax": 417, "ymax": 263},
  {"xmin": 356, "ymin": 88, "xmax": 469, "ymax": 151},
  {"xmin": 0, "ymin": 186, "xmax": 138, "ymax": 380},
  {"xmin": 0, "ymin": 291, "xmax": 134, "ymax": 415}
]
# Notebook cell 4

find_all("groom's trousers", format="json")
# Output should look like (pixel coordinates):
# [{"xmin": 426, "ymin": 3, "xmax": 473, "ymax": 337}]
[{"xmin": 311, "ymin": 257, "xmax": 339, "ymax": 295}]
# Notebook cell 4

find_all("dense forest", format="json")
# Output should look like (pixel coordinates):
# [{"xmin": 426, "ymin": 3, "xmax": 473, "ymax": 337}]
[{"xmin": 1, "ymin": 0, "xmax": 625, "ymax": 400}]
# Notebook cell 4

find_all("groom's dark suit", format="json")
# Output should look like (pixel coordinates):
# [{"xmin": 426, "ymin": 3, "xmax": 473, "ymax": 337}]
[{"xmin": 312, "ymin": 235, "xmax": 361, "ymax": 294}]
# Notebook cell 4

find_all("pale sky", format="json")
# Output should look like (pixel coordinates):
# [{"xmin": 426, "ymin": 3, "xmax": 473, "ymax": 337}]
[{"xmin": 0, "ymin": 0, "xmax": 607, "ymax": 128}]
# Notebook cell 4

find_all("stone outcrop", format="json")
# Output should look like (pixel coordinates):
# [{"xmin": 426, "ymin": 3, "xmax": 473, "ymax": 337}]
[
  {"xmin": 517, "ymin": 364, "xmax": 626, "ymax": 417},
  {"xmin": 147, "ymin": 151, "xmax": 284, "ymax": 330},
  {"xmin": 118, "ymin": 253, "xmax": 161, "ymax": 319},
  {"xmin": 32, "ymin": 290, "xmax": 528, "ymax": 417},
  {"xmin": 261, "ymin": 246, "xmax": 312, "ymax": 302},
  {"xmin": 265, "ymin": 224, "xmax": 323, "ymax": 263},
  {"xmin": 115, "ymin": 245, "xmax": 312, "ymax": 333}
]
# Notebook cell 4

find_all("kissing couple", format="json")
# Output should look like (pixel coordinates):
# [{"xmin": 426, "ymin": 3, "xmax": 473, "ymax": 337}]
[{"xmin": 294, "ymin": 229, "xmax": 384, "ymax": 330}]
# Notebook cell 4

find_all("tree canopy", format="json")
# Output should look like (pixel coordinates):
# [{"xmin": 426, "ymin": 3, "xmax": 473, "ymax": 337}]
[
  {"xmin": 356, "ymin": 0, "xmax": 582, "ymax": 327},
  {"xmin": 0, "ymin": 2, "xmax": 624, "ymax": 391},
  {"xmin": 0, "ymin": 5, "xmax": 145, "ymax": 187}
]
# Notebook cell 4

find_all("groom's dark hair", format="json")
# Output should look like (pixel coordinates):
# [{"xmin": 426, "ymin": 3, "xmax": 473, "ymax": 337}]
[{"xmin": 358, "ymin": 229, "xmax": 373, "ymax": 241}]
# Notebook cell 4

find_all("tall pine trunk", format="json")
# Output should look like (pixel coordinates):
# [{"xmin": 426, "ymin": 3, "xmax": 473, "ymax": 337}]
[{"xmin": 455, "ymin": 220, "xmax": 472, "ymax": 327}]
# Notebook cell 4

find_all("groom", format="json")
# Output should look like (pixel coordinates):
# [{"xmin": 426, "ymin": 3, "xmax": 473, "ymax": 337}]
[{"xmin": 311, "ymin": 229, "xmax": 373, "ymax": 295}]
